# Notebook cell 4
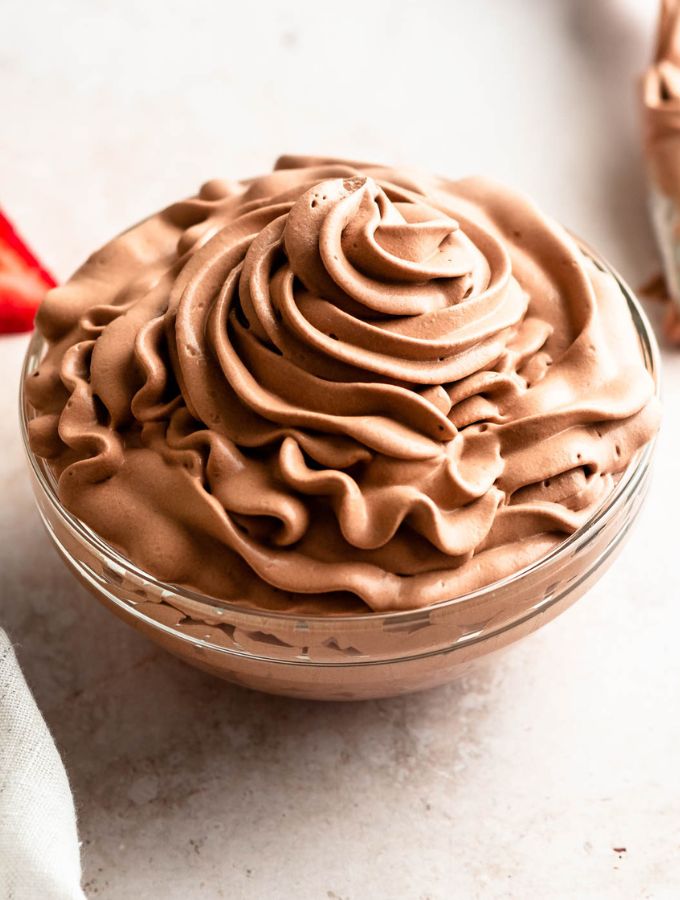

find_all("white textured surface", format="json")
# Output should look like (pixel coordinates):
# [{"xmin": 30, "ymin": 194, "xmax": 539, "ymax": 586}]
[{"xmin": 2, "ymin": 1, "xmax": 680, "ymax": 897}]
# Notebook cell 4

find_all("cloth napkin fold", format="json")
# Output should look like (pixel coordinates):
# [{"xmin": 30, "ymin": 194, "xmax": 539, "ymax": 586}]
[{"xmin": 0, "ymin": 630, "xmax": 85, "ymax": 900}]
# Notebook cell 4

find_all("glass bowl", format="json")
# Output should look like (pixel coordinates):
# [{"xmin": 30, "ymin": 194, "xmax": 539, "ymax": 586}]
[{"xmin": 19, "ymin": 245, "xmax": 660, "ymax": 700}]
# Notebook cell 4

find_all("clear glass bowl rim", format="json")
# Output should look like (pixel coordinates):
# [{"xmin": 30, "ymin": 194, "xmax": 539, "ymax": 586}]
[{"xmin": 19, "ymin": 238, "xmax": 661, "ymax": 640}]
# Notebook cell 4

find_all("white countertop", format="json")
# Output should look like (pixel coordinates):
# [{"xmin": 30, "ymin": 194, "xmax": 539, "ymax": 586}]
[{"xmin": 2, "ymin": 1, "xmax": 680, "ymax": 897}]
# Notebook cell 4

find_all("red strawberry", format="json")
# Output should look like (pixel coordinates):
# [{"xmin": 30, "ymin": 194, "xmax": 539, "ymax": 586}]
[{"xmin": 0, "ymin": 208, "xmax": 56, "ymax": 334}]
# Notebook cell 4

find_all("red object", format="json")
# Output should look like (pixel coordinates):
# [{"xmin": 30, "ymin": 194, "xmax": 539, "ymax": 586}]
[{"xmin": 0, "ymin": 208, "xmax": 56, "ymax": 334}]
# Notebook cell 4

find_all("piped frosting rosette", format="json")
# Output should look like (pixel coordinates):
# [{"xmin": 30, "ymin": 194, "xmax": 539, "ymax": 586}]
[{"xmin": 26, "ymin": 156, "xmax": 659, "ymax": 612}]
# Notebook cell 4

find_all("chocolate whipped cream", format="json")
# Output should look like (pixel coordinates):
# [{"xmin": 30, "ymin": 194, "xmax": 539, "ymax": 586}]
[
  {"xmin": 642, "ymin": 0, "xmax": 680, "ymax": 339},
  {"xmin": 643, "ymin": 0, "xmax": 680, "ymax": 205},
  {"xmin": 25, "ymin": 156, "xmax": 659, "ymax": 613}
]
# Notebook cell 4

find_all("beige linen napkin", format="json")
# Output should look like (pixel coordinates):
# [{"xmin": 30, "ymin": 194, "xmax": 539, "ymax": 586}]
[{"xmin": 0, "ymin": 630, "xmax": 85, "ymax": 900}]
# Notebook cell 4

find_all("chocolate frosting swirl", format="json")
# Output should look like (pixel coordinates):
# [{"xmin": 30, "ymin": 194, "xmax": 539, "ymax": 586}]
[{"xmin": 26, "ymin": 156, "xmax": 659, "ymax": 612}]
